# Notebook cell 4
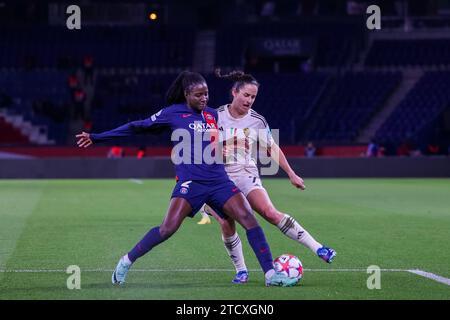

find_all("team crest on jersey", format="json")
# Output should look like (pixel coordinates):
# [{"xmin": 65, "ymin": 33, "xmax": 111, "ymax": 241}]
[
  {"xmin": 180, "ymin": 187, "xmax": 189, "ymax": 194},
  {"xmin": 243, "ymin": 128, "xmax": 250, "ymax": 137}
]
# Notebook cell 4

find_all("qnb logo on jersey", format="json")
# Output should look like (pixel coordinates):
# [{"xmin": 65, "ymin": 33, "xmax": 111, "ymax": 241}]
[{"xmin": 188, "ymin": 122, "xmax": 217, "ymax": 133}]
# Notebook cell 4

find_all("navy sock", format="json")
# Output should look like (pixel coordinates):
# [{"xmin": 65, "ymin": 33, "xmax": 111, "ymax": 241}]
[
  {"xmin": 128, "ymin": 226, "xmax": 165, "ymax": 263},
  {"xmin": 246, "ymin": 226, "xmax": 274, "ymax": 274}
]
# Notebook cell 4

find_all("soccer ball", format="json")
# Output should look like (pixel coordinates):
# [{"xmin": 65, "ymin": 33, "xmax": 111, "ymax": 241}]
[{"xmin": 273, "ymin": 254, "xmax": 303, "ymax": 281}]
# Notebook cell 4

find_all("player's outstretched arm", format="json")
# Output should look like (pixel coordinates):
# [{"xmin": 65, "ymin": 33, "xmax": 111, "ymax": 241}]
[
  {"xmin": 76, "ymin": 131, "xmax": 93, "ymax": 148},
  {"xmin": 76, "ymin": 113, "xmax": 169, "ymax": 147},
  {"xmin": 75, "ymin": 120, "xmax": 139, "ymax": 147},
  {"xmin": 78, "ymin": 109, "xmax": 169, "ymax": 144}
]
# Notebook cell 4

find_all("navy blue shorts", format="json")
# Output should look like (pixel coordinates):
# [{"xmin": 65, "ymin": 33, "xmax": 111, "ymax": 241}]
[{"xmin": 171, "ymin": 179, "xmax": 241, "ymax": 218}]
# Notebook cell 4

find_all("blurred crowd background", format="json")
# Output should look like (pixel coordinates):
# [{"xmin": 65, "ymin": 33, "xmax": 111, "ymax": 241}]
[{"xmin": 0, "ymin": 0, "xmax": 449, "ymax": 157}]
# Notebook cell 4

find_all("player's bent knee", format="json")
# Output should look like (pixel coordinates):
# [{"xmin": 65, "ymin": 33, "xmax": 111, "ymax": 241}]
[{"xmin": 237, "ymin": 211, "xmax": 259, "ymax": 230}]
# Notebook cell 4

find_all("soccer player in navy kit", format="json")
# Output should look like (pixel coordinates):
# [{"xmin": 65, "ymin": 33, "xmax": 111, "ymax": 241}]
[{"xmin": 76, "ymin": 71, "xmax": 296, "ymax": 287}]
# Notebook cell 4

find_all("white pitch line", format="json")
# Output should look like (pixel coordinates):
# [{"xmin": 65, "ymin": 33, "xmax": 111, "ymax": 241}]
[
  {"xmin": 407, "ymin": 269, "xmax": 450, "ymax": 286},
  {"xmin": 0, "ymin": 268, "xmax": 407, "ymax": 273},
  {"xmin": 129, "ymin": 179, "xmax": 143, "ymax": 185},
  {"xmin": 2, "ymin": 268, "xmax": 448, "ymax": 286}
]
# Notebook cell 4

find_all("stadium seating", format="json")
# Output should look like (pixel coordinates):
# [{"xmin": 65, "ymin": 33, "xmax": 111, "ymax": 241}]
[
  {"xmin": 301, "ymin": 71, "xmax": 402, "ymax": 142},
  {"xmin": 91, "ymin": 74, "xmax": 176, "ymax": 146},
  {"xmin": 0, "ymin": 24, "xmax": 448, "ymax": 150},
  {"xmin": 375, "ymin": 71, "xmax": 450, "ymax": 144},
  {"xmin": 0, "ymin": 116, "xmax": 30, "ymax": 144},
  {"xmin": 0, "ymin": 70, "xmax": 70, "ymax": 144},
  {"xmin": 215, "ymin": 21, "xmax": 365, "ymax": 68},
  {"xmin": 0, "ymin": 26, "xmax": 195, "ymax": 69},
  {"xmin": 366, "ymin": 39, "xmax": 450, "ymax": 67}
]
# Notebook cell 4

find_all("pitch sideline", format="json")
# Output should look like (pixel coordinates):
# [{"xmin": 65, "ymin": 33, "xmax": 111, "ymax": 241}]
[{"xmin": 0, "ymin": 267, "xmax": 449, "ymax": 286}]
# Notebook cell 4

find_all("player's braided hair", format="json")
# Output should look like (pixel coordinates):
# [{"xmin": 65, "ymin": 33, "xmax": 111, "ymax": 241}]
[
  {"xmin": 215, "ymin": 68, "xmax": 259, "ymax": 91},
  {"xmin": 166, "ymin": 71, "xmax": 207, "ymax": 105}
]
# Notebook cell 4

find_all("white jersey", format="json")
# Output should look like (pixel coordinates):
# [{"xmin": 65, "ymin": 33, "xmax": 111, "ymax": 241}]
[{"xmin": 217, "ymin": 104, "xmax": 274, "ymax": 174}]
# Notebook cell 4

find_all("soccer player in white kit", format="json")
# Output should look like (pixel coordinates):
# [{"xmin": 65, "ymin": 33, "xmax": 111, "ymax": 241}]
[{"xmin": 200, "ymin": 70, "xmax": 336, "ymax": 283}]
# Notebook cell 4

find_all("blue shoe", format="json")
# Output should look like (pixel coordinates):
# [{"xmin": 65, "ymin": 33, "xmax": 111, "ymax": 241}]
[
  {"xmin": 232, "ymin": 270, "xmax": 249, "ymax": 284},
  {"xmin": 112, "ymin": 256, "xmax": 132, "ymax": 285},
  {"xmin": 265, "ymin": 272, "xmax": 298, "ymax": 287},
  {"xmin": 317, "ymin": 246, "xmax": 337, "ymax": 263}
]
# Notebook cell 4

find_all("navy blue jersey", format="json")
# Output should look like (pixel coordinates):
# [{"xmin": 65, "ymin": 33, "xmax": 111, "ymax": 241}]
[{"xmin": 90, "ymin": 104, "xmax": 228, "ymax": 182}]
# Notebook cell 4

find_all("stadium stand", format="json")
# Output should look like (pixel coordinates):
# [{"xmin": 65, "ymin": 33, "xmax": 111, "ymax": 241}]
[
  {"xmin": 301, "ymin": 71, "xmax": 402, "ymax": 143},
  {"xmin": 366, "ymin": 39, "xmax": 450, "ymax": 67},
  {"xmin": 0, "ymin": 15, "xmax": 449, "ymax": 155},
  {"xmin": 0, "ymin": 26, "xmax": 195, "ymax": 69},
  {"xmin": 375, "ymin": 71, "xmax": 450, "ymax": 147},
  {"xmin": 0, "ymin": 70, "xmax": 70, "ymax": 144},
  {"xmin": 90, "ymin": 74, "xmax": 175, "ymax": 146},
  {"xmin": 215, "ymin": 21, "xmax": 365, "ymax": 69}
]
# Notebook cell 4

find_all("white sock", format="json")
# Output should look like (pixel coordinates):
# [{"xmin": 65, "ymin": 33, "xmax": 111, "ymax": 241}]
[
  {"xmin": 265, "ymin": 269, "xmax": 275, "ymax": 281},
  {"xmin": 277, "ymin": 214, "xmax": 322, "ymax": 254},
  {"xmin": 123, "ymin": 254, "xmax": 132, "ymax": 265},
  {"xmin": 222, "ymin": 232, "xmax": 247, "ymax": 273}
]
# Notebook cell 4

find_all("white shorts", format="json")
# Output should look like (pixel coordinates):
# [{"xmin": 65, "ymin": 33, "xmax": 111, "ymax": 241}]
[{"xmin": 226, "ymin": 167, "xmax": 265, "ymax": 197}]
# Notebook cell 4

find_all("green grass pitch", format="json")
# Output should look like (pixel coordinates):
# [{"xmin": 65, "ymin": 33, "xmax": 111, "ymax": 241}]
[{"xmin": 0, "ymin": 178, "xmax": 449, "ymax": 300}]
